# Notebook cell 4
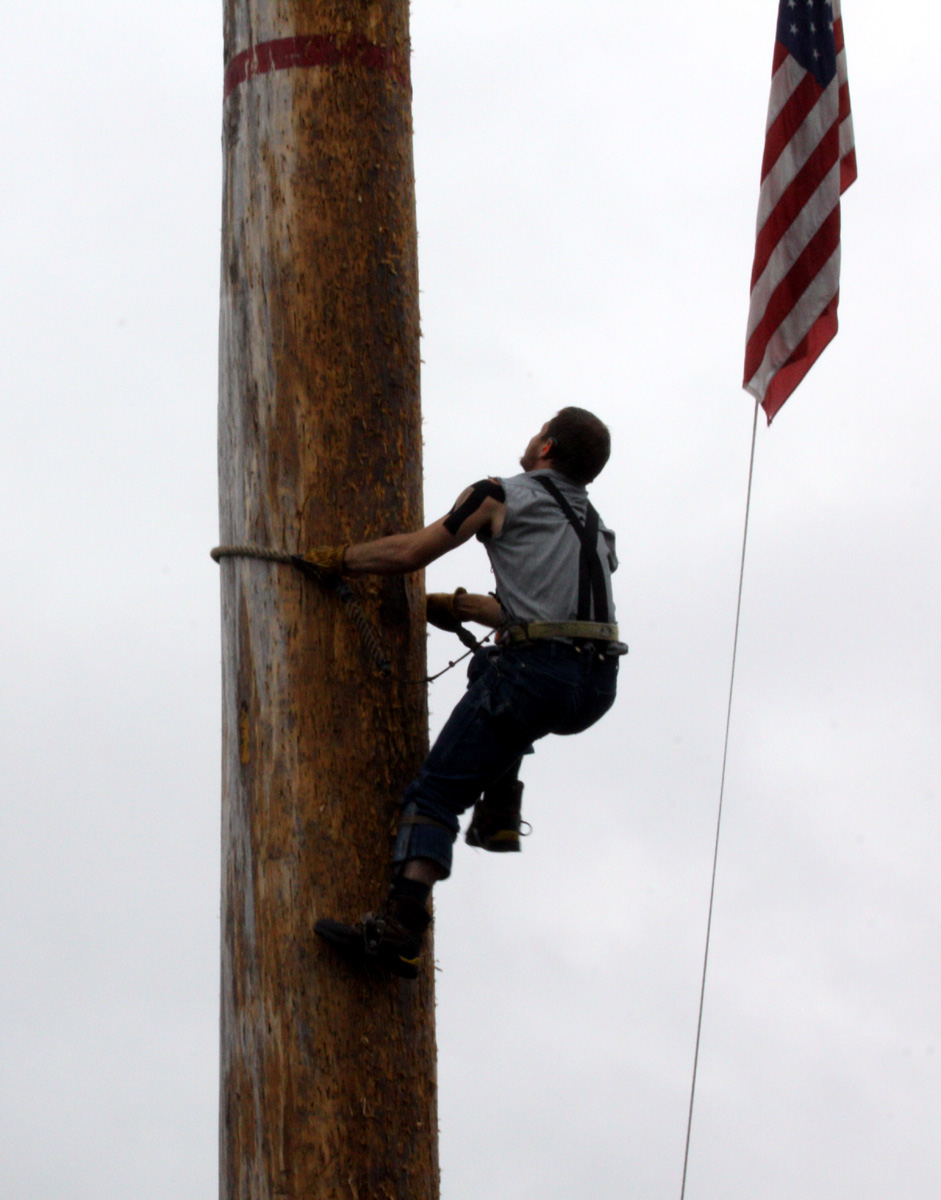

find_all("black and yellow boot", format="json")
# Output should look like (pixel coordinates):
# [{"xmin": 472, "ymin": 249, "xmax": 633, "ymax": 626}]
[
  {"xmin": 315, "ymin": 880, "xmax": 431, "ymax": 979},
  {"xmin": 464, "ymin": 780, "xmax": 527, "ymax": 852}
]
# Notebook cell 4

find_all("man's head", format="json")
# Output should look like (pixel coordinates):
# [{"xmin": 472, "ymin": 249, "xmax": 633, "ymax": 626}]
[{"xmin": 520, "ymin": 407, "xmax": 611, "ymax": 485}]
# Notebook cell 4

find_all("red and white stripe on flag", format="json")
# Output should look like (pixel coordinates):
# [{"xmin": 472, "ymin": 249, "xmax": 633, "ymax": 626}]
[{"xmin": 744, "ymin": 0, "xmax": 856, "ymax": 423}]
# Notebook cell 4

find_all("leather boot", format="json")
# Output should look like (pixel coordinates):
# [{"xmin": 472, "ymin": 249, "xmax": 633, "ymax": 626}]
[
  {"xmin": 315, "ymin": 889, "xmax": 431, "ymax": 979},
  {"xmin": 465, "ymin": 780, "xmax": 527, "ymax": 852}
]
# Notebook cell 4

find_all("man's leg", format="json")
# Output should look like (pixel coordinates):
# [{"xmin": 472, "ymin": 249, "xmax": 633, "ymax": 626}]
[
  {"xmin": 315, "ymin": 650, "xmax": 542, "ymax": 976},
  {"xmin": 401, "ymin": 857, "xmax": 447, "ymax": 886}
]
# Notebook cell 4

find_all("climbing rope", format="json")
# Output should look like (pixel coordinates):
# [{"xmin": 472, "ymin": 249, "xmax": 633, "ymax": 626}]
[
  {"xmin": 421, "ymin": 628, "xmax": 494, "ymax": 685},
  {"xmin": 210, "ymin": 544, "xmax": 296, "ymax": 569},
  {"xmin": 210, "ymin": 543, "xmax": 487, "ymax": 683}
]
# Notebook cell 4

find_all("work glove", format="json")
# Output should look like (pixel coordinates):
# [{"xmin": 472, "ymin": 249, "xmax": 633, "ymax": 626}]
[
  {"xmin": 291, "ymin": 545, "xmax": 348, "ymax": 581},
  {"xmin": 426, "ymin": 587, "xmax": 468, "ymax": 632}
]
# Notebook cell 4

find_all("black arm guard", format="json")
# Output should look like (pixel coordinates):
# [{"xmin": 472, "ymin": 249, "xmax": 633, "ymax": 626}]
[{"xmin": 443, "ymin": 479, "xmax": 506, "ymax": 537}]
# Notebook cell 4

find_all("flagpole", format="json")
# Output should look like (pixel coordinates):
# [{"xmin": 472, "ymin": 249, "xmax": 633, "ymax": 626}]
[{"xmin": 679, "ymin": 397, "xmax": 760, "ymax": 1200}]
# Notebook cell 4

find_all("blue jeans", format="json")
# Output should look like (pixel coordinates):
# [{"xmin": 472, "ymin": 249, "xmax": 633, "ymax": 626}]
[{"xmin": 393, "ymin": 641, "xmax": 618, "ymax": 876}]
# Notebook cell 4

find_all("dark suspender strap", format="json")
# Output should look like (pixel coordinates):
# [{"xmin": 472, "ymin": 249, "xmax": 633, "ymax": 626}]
[
  {"xmin": 533, "ymin": 475, "xmax": 609, "ymax": 624},
  {"xmin": 581, "ymin": 502, "xmax": 608, "ymax": 624},
  {"xmin": 577, "ymin": 528, "xmax": 592, "ymax": 622}
]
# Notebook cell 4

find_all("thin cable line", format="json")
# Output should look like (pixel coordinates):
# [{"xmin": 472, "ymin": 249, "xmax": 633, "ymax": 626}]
[{"xmin": 679, "ymin": 397, "xmax": 760, "ymax": 1200}]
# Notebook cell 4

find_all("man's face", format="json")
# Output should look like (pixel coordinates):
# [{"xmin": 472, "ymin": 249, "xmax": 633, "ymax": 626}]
[{"xmin": 520, "ymin": 422, "xmax": 551, "ymax": 472}]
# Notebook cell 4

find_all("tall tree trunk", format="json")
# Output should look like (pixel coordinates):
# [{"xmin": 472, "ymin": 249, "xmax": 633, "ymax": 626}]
[{"xmin": 217, "ymin": 4, "xmax": 437, "ymax": 1197}]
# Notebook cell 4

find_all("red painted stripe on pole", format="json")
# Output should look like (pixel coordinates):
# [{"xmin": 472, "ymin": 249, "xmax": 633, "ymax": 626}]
[{"xmin": 224, "ymin": 34, "xmax": 409, "ymax": 99}]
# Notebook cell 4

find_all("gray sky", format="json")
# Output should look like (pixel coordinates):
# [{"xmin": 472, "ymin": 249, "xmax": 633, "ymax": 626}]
[{"xmin": 2, "ymin": 2, "xmax": 939, "ymax": 1198}]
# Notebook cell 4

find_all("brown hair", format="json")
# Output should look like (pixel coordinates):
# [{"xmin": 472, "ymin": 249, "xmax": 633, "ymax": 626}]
[{"xmin": 544, "ymin": 407, "xmax": 611, "ymax": 485}]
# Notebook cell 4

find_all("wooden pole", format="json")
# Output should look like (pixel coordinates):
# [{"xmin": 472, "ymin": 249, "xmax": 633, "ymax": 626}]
[{"xmin": 217, "ymin": 4, "xmax": 437, "ymax": 1198}]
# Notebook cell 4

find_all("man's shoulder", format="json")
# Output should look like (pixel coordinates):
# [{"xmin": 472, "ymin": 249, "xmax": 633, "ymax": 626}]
[
  {"xmin": 456, "ymin": 477, "xmax": 507, "ymax": 502},
  {"xmin": 503, "ymin": 469, "xmax": 585, "ymax": 492}
]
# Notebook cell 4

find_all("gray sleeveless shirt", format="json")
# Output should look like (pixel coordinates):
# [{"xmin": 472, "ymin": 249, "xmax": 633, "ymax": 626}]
[{"xmin": 480, "ymin": 468, "xmax": 617, "ymax": 625}]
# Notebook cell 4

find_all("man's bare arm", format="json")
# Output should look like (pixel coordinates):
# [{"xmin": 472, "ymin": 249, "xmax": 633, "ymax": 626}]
[{"xmin": 343, "ymin": 484, "xmax": 505, "ymax": 577}]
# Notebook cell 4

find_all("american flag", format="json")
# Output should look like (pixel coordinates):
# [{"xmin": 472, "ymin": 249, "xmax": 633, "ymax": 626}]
[{"xmin": 744, "ymin": 0, "xmax": 856, "ymax": 422}]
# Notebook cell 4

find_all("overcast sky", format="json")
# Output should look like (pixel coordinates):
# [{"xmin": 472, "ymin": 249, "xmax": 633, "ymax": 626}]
[{"xmin": 2, "ymin": 2, "xmax": 939, "ymax": 1198}]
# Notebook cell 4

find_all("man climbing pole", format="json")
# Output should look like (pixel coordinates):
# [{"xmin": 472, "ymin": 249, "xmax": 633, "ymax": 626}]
[{"xmin": 312, "ymin": 406, "xmax": 625, "ymax": 977}]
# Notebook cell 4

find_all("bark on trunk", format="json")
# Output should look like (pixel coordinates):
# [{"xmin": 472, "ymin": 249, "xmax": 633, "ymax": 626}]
[{"xmin": 217, "ymin": 3, "xmax": 437, "ymax": 1197}]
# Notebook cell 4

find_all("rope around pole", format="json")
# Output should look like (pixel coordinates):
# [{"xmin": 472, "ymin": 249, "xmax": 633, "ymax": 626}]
[
  {"xmin": 211, "ymin": 544, "xmax": 393, "ymax": 676},
  {"xmin": 210, "ymin": 543, "xmax": 297, "ymax": 568},
  {"xmin": 210, "ymin": 543, "xmax": 487, "ymax": 683},
  {"xmin": 679, "ymin": 397, "xmax": 760, "ymax": 1200}
]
